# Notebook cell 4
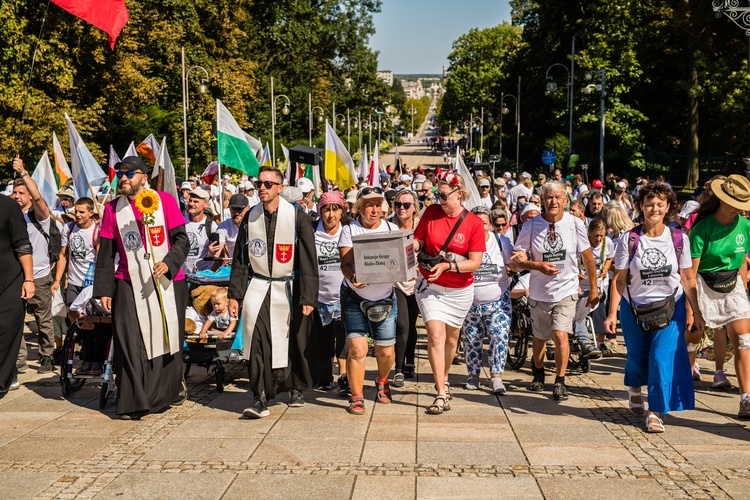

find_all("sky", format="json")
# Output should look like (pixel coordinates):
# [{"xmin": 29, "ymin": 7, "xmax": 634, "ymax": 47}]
[{"xmin": 369, "ymin": 0, "xmax": 512, "ymax": 75}]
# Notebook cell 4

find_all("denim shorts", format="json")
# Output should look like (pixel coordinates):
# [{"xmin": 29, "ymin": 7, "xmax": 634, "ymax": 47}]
[{"xmin": 341, "ymin": 285, "xmax": 397, "ymax": 347}]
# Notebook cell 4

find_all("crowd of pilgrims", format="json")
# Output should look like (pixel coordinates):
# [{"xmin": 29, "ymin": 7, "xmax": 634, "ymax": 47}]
[{"xmin": 2, "ymin": 154, "xmax": 750, "ymax": 434}]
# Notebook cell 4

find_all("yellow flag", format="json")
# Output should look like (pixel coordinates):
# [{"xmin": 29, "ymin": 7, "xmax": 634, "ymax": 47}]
[{"xmin": 324, "ymin": 121, "xmax": 357, "ymax": 190}]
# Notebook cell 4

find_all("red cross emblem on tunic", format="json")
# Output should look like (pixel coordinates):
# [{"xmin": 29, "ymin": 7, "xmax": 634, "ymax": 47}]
[
  {"xmin": 148, "ymin": 225, "xmax": 165, "ymax": 247},
  {"xmin": 275, "ymin": 243, "xmax": 293, "ymax": 264}
]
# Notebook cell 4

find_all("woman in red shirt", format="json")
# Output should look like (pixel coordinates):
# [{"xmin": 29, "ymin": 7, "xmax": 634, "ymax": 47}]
[{"xmin": 414, "ymin": 172, "xmax": 485, "ymax": 414}]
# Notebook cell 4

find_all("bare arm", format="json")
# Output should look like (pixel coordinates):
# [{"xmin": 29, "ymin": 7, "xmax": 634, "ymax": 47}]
[
  {"xmin": 580, "ymin": 248, "xmax": 600, "ymax": 307},
  {"xmin": 682, "ymin": 259, "xmax": 705, "ymax": 332},
  {"xmin": 604, "ymin": 269, "xmax": 627, "ymax": 334},
  {"xmin": 19, "ymin": 254, "xmax": 35, "ymax": 300},
  {"xmin": 52, "ymin": 247, "xmax": 67, "ymax": 293},
  {"xmin": 13, "ymin": 157, "xmax": 49, "ymax": 219}
]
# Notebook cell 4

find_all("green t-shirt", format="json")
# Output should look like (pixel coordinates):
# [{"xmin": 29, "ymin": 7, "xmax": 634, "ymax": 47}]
[{"xmin": 690, "ymin": 214, "xmax": 750, "ymax": 272}]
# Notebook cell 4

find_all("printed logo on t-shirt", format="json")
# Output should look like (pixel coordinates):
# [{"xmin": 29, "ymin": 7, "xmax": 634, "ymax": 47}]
[
  {"xmin": 453, "ymin": 233, "xmax": 466, "ymax": 245},
  {"xmin": 737, "ymin": 234, "xmax": 745, "ymax": 246},
  {"xmin": 69, "ymin": 233, "xmax": 86, "ymax": 260},
  {"xmin": 542, "ymin": 231, "xmax": 566, "ymax": 264},
  {"xmin": 475, "ymin": 252, "xmax": 499, "ymax": 283},
  {"xmin": 187, "ymin": 232, "xmax": 199, "ymax": 257},
  {"xmin": 639, "ymin": 248, "xmax": 671, "ymax": 284},
  {"xmin": 317, "ymin": 240, "xmax": 340, "ymax": 265}
]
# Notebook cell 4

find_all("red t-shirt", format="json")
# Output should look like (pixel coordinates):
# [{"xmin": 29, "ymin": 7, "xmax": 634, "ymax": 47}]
[{"xmin": 414, "ymin": 204, "xmax": 486, "ymax": 288}]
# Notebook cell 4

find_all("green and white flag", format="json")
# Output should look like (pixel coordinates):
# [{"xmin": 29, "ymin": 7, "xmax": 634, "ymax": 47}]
[{"xmin": 216, "ymin": 99, "xmax": 261, "ymax": 177}]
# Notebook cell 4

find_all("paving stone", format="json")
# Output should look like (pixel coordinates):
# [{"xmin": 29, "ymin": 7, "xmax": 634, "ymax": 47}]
[
  {"xmin": 0, "ymin": 472, "xmax": 62, "ymax": 500},
  {"xmin": 93, "ymin": 471, "xmax": 234, "ymax": 499},
  {"xmin": 361, "ymin": 441, "xmax": 416, "ymax": 464},
  {"xmin": 223, "ymin": 474, "xmax": 354, "ymax": 499},
  {"xmin": 417, "ymin": 476, "xmax": 542, "ymax": 499},
  {"xmin": 536, "ymin": 477, "xmax": 672, "ymax": 499}
]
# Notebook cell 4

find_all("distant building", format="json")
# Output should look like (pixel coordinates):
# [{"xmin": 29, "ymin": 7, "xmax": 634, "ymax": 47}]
[
  {"xmin": 377, "ymin": 70, "xmax": 393, "ymax": 86},
  {"xmin": 403, "ymin": 80, "xmax": 425, "ymax": 100}
]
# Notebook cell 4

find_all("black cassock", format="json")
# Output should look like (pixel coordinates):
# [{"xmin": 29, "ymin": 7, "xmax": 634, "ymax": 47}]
[
  {"xmin": 0, "ymin": 196, "xmax": 32, "ymax": 395},
  {"xmin": 229, "ymin": 205, "xmax": 319, "ymax": 400},
  {"xmin": 94, "ymin": 226, "xmax": 190, "ymax": 415}
]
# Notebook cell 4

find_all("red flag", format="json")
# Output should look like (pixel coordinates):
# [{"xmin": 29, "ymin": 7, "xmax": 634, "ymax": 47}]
[
  {"xmin": 51, "ymin": 0, "xmax": 129, "ymax": 50},
  {"xmin": 201, "ymin": 161, "xmax": 219, "ymax": 185}
]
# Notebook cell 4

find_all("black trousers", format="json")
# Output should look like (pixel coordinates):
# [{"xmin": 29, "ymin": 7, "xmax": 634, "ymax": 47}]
[{"xmin": 395, "ymin": 288, "xmax": 419, "ymax": 372}]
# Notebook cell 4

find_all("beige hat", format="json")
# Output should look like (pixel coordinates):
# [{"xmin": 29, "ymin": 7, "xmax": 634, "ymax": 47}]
[
  {"xmin": 189, "ymin": 188, "xmax": 210, "ymax": 200},
  {"xmin": 712, "ymin": 174, "xmax": 750, "ymax": 211}
]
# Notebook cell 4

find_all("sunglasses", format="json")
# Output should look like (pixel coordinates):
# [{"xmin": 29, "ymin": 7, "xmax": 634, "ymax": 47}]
[
  {"xmin": 394, "ymin": 201, "xmax": 413, "ymax": 210},
  {"xmin": 437, "ymin": 188, "xmax": 458, "ymax": 202},
  {"xmin": 116, "ymin": 170, "xmax": 142, "ymax": 179},
  {"xmin": 416, "ymin": 189, "xmax": 427, "ymax": 194},
  {"xmin": 254, "ymin": 180, "xmax": 281, "ymax": 190},
  {"xmin": 494, "ymin": 222, "xmax": 507, "ymax": 228},
  {"xmin": 357, "ymin": 186, "xmax": 383, "ymax": 198},
  {"xmin": 480, "ymin": 185, "xmax": 490, "ymax": 189}
]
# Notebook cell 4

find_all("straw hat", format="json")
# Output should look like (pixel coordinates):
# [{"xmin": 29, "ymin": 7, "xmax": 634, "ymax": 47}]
[{"xmin": 711, "ymin": 174, "xmax": 750, "ymax": 211}]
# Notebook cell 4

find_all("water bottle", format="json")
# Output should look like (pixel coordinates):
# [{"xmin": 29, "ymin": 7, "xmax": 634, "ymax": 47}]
[{"xmin": 83, "ymin": 262, "xmax": 95, "ymax": 287}]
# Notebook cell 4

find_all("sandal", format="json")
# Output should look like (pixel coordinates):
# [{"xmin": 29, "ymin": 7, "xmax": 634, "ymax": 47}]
[
  {"xmin": 426, "ymin": 395, "xmax": 450, "ymax": 415},
  {"xmin": 646, "ymin": 413, "xmax": 665, "ymax": 433},
  {"xmin": 435, "ymin": 382, "xmax": 453, "ymax": 400},
  {"xmin": 347, "ymin": 397, "xmax": 366, "ymax": 415},
  {"xmin": 375, "ymin": 381, "xmax": 392, "ymax": 403},
  {"xmin": 627, "ymin": 388, "xmax": 644, "ymax": 415}
]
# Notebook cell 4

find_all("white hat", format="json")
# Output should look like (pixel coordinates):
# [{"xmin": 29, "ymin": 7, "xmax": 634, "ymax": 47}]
[
  {"xmin": 414, "ymin": 174, "xmax": 426, "ymax": 183},
  {"xmin": 399, "ymin": 173, "xmax": 413, "ymax": 183},
  {"xmin": 520, "ymin": 172, "xmax": 531, "ymax": 179},
  {"xmin": 244, "ymin": 181, "xmax": 255, "ymax": 190},
  {"xmin": 521, "ymin": 203, "xmax": 541, "ymax": 217},
  {"xmin": 345, "ymin": 189, "xmax": 358, "ymax": 204},
  {"xmin": 678, "ymin": 200, "xmax": 700, "ymax": 219},
  {"xmin": 494, "ymin": 177, "xmax": 506, "ymax": 187},
  {"xmin": 296, "ymin": 177, "xmax": 314, "ymax": 193},
  {"xmin": 180, "ymin": 181, "xmax": 192, "ymax": 190},
  {"xmin": 478, "ymin": 178, "xmax": 491, "ymax": 187},
  {"xmin": 503, "ymin": 172, "xmax": 512, "ymax": 179},
  {"xmin": 281, "ymin": 186, "xmax": 303, "ymax": 203},
  {"xmin": 189, "ymin": 188, "xmax": 210, "ymax": 200},
  {"xmin": 617, "ymin": 181, "xmax": 627, "ymax": 189}
]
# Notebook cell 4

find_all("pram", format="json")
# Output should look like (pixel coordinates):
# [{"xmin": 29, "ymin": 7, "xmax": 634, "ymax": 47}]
[
  {"xmin": 60, "ymin": 296, "xmax": 116, "ymax": 409},
  {"xmin": 185, "ymin": 259, "xmax": 243, "ymax": 393}
]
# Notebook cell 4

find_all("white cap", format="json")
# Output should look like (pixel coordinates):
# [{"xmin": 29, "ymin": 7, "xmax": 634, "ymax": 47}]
[
  {"xmin": 414, "ymin": 174, "xmax": 426, "ymax": 183},
  {"xmin": 678, "ymin": 200, "xmax": 700, "ymax": 219},
  {"xmin": 617, "ymin": 181, "xmax": 627, "ymax": 189},
  {"xmin": 399, "ymin": 173, "xmax": 413, "ymax": 183},
  {"xmin": 296, "ymin": 177, "xmax": 314, "ymax": 193},
  {"xmin": 520, "ymin": 172, "xmax": 531, "ymax": 179},
  {"xmin": 180, "ymin": 181, "xmax": 192, "ymax": 190},
  {"xmin": 244, "ymin": 181, "xmax": 255, "ymax": 190},
  {"xmin": 521, "ymin": 203, "xmax": 541, "ymax": 217},
  {"xmin": 503, "ymin": 172, "xmax": 512, "ymax": 178}
]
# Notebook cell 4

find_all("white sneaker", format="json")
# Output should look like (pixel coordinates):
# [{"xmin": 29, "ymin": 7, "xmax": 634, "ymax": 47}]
[
  {"xmin": 10, "ymin": 377, "xmax": 19, "ymax": 391},
  {"xmin": 491, "ymin": 377, "xmax": 506, "ymax": 395},
  {"xmin": 692, "ymin": 362, "xmax": 701, "ymax": 381}
]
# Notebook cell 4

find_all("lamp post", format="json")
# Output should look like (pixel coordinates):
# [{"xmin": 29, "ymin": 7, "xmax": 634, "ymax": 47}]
[
  {"xmin": 486, "ymin": 105, "xmax": 502, "ymax": 156},
  {"xmin": 500, "ymin": 93, "xmax": 519, "ymax": 171},
  {"xmin": 713, "ymin": 1, "xmax": 750, "ymax": 70},
  {"xmin": 349, "ymin": 112, "xmax": 361, "ymax": 151},
  {"xmin": 181, "ymin": 46, "xmax": 209, "ymax": 179},
  {"xmin": 335, "ymin": 113, "xmax": 347, "ymax": 149},
  {"xmin": 308, "ymin": 93, "xmax": 324, "ymax": 146},
  {"xmin": 375, "ymin": 110, "xmax": 383, "ymax": 145},
  {"xmin": 545, "ymin": 36, "xmax": 576, "ymax": 157},
  {"xmin": 410, "ymin": 103, "xmax": 416, "ymax": 138},
  {"xmin": 584, "ymin": 70, "xmax": 606, "ymax": 182},
  {"xmin": 270, "ymin": 77, "xmax": 290, "ymax": 168}
]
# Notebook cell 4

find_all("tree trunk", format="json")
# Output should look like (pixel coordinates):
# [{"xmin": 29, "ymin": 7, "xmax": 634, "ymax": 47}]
[{"xmin": 686, "ymin": 52, "xmax": 699, "ymax": 190}]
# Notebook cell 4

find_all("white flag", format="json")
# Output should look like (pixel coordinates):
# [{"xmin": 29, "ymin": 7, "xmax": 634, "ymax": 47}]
[
  {"xmin": 65, "ymin": 113, "xmax": 107, "ymax": 200},
  {"xmin": 358, "ymin": 144, "xmax": 369, "ymax": 181},
  {"xmin": 124, "ymin": 141, "xmax": 137, "ymax": 158},
  {"xmin": 155, "ymin": 137, "xmax": 179, "ymax": 203},
  {"xmin": 456, "ymin": 148, "xmax": 481, "ymax": 210},
  {"xmin": 31, "ymin": 151, "xmax": 58, "ymax": 209}
]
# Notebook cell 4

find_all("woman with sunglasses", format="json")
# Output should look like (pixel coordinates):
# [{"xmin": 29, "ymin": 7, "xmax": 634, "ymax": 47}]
[
  {"xmin": 390, "ymin": 190, "xmax": 422, "ymax": 386},
  {"xmin": 413, "ymin": 172, "xmax": 485, "ymax": 414},
  {"xmin": 338, "ymin": 187, "xmax": 399, "ymax": 415},
  {"xmin": 462, "ymin": 206, "xmax": 513, "ymax": 394}
]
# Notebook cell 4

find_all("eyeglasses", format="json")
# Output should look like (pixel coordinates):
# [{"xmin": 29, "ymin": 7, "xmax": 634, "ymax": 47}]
[
  {"xmin": 357, "ymin": 186, "xmax": 383, "ymax": 198},
  {"xmin": 437, "ymin": 188, "xmax": 458, "ymax": 202},
  {"xmin": 548, "ymin": 223, "xmax": 557, "ymax": 242},
  {"xmin": 394, "ymin": 201, "xmax": 413, "ymax": 210},
  {"xmin": 116, "ymin": 170, "xmax": 142, "ymax": 179},
  {"xmin": 254, "ymin": 180, "xmax": 281, "ymax": 190}
]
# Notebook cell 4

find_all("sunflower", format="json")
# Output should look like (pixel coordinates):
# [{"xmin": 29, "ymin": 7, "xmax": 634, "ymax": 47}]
[{"xmin": 135, "ymin": 189, "xmax": 160, "ymax": 216}]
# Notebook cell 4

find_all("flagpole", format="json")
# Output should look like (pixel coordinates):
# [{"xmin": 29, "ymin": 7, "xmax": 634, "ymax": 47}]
[{"xmin": 87, "ymin": 183, "xmax": 102, "ymax": 219}]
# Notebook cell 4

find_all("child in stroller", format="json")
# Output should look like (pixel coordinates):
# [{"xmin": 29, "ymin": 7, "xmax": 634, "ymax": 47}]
[
  {"xmin": 199, "ymin": 287, "xmax": 237, "ymax": 340},
  {"xmin": 67, "ymin": 286, "xmax": 112, "ymax": 375}
]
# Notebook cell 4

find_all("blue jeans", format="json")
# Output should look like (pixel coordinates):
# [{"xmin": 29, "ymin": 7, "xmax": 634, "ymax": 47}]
[{"xmin": 341, "ymin": 285, "xmax": 397, "ymax": 347}]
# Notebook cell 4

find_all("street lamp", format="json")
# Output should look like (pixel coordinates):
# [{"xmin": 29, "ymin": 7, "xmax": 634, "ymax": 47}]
[
  {"xmin": 410, "ymin": 104, "xmax": 416, "ymax": 138},
  {"xmin": 486, "ymin": 106, "xmax": 502, "ymax": 156},
  {"xmin": 270, "ymin": 77, "xmax": 290, "ymax": 168},
  {"xmin": 584, "ymin": 70, "xmax": 606, "ymax": 182},
  {"xmin": 348, "ymin": 112, "xmax": 361, "ymax": 151},
  {"xmin": 500, "ymin": 93, "xmax": 519, "ymax": 171},
  {"xmin": 362, "ymin": 117, "xmax": 373, "ymax": 152},
  {"xmin": 308, "ymin": 93, "xmax": 324, "ymax": 147},
  {"xmin": 181, "ymin": 46, "xmax": 209, "ymax": 179},
  {"xmin": 375, "ymin": 110, "xmax": 384, "ymax": 145},
  {"xmin": 544, "ymin": 36, "xmax": 576, "ymax": 157},
  {"xmin": 334, "ymin": 113, "xmax": 348, "ymax": 150}
]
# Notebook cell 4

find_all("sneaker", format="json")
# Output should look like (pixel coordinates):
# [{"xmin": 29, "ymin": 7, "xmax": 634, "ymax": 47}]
[
  {"xmin": 16, "ymin": 363, "xmax": 28, "ymax": 374},
  {"xmin": 599, "ymin": 342, "xmax": 613, "ymax": 357},
  {"xmin": 491, "ymin": 377, "xmax": 506, "ymax": 395},
  {"xmin": 553, "ymin": 382, "xmax": 569, "ymax": 401},
  {"xmin": 9, "ymin": 377, "xmax": 20, "ymax": 391},
  {"xmin": 692, "ymin": 361, "xmax": 701, "ymax": 381},
  {"xmin": 37, "ymin": 356, "xmax": 53, "ymax": 374},
  {"xmin": 337, "ymin": 374, "xmax": 351, "ymax": 397},
  {"xmin": 314, "ymin": 380, "xmax": 335, "ymax": 391},
  {"xmin": 465, "ymin": 377, "xmax": 480, "ymax": 390},
  {"xmin": 172, "ymin": 379, "xmax": 188, "ymax": 406},
  {"xmin": 582, "ymin": 343, "xmax": 602, "ymax": 359},
  {"xmin": 289, "ymin": 389, "xmax": 305, "ymax": 407},
  {"xmin": 738, "ymin": 397, "xmax": 750, "ymax": 420},
  {"xmin": 243, "ymin": 398, "xmax": 270, "ymax": 418},
  {"xmin": 392, "ymin": 372, "xmax": 405, "ymax": 388},
  {"xmin": 713, "ymin": 370, "xmax": 732, "ymax": 389}
]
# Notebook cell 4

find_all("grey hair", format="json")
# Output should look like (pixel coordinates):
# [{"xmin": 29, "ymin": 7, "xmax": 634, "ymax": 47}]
[{"xmin": 541, "ymin": 180, "xmax": 566, "ymax": 199}]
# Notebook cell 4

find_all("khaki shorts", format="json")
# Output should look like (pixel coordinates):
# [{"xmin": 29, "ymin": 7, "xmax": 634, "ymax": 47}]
[{"xmin": 529, "ymin": 294, "xmax": 577, "ymax": 340}]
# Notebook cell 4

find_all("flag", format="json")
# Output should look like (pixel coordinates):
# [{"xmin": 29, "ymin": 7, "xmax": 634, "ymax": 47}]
[
  {"xmin": 244, "ymin": 133, "xmax": 263, "ymax": 157},
  {"xmin": 124, "ymin": 141, "xmax": 137, "ymax": 158},
  {"xmin": 135, "ymin": 134, "xmax": 160, "ymax": 169},
  {"xmin": 51, "ymin": 0, "xmax": 129, "ymax": 50},
  {"xmin": 304, "ymin": 164, "xmax": 322, "ymax": 200},
  {"xmin": 358, "ymin": 144, "xmax": 369, "ymax": 181},
  {"xmin": 368, "ymin": 140, "xmax": 379, "ymax": 187},
  {"xmin": 65, "ymin": 113, "xmax": 107, "ymax": 200},
  {"xmin": 155, "ymin": 137, "xmax": 179, "ymax": 203},
  {"xmin": 280, "ymin": 143, "xmax": 290, "ymax": 172},
  {"xmin": 394, "ymin": 144, "xmax": 400, "ymax": 172},
  {"xmin": 456, "ymin": 148, "xmax": 481, "ymax": 210},
  {"xmin": 259, "ymin": 143, "xmax": 272, "ymax": 167},
  {"xmin": 107, "ymin": 145, "xmax": 120, "ymax": 194},
  {"xmin": 216, "ymin": 99, "xmax": 261, "ymax": 176},
  {"xmin": 201, "ymin": 161, "xmax": 219, "ymax": 185},
  {"xmin": 31, "ymin": 151, "xmax": 58, "ymax": 209},
  {"xmin": 475, "ymin": 151, "xmax": 481, "ymax": 164},
  {"xmin": 324, "ymin": 121, "xmax": 357, "ymax": 190},
  {"xmin": 52, "ymin": 132, "xmax": 71, "ymax": 187}
]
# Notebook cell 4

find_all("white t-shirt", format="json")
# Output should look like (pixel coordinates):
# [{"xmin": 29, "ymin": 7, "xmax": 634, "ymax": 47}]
[
  {"xmin": 613, "ymin": 226, "xmax": 692, "ymax": 306},
  {"xmin": 473, "ymin": 232, "xmax": 512, "ymax": 305},
  {"xmin": 183, "ymin": 215, "xmax": 218, "ymax": 274},
  {"xmin": 223, "ymin": 183, "xmax": 237, "ymax": 194},
  {"xmin": 23, "ymin": 210, "xmax": 52, "ymax": 279},
  {"xmin": 207, "ymin": 310, "xmax": 235, "ymax": 331},
  {"xmin": 508, "ymin": 184, "xmax": 533, "ymax": 211},
  {"xmin": 478, "ymin": 195, "xmax": 494, "ymax": 209},
  {"xmin": 514, "ymin": 212, "xmax": 590, "ymax": 303},
  {"xmin": 574, "ymin": 184, "xmax": 589, "ymax": 200},
  {"xmin": 69, "ymin": 285, "xmax": 93, "ymax": 314},
  {"xmin": 217, "ymin": 219, "xmax": 240, "ymax": 259},
  {"xmin": 338, "ymin": 219, "xmax": 396, "ymax": 301},
  {"xmin": 61, "ymin": 222, "xmax": 99, "ymax": 286},
  {"xmin": 315, "ymin": 222, "xmax": 343, "ymax": 305},
  {"xmin": 579, "ymin": 236, "xmax": 613, "ymax": 293}
]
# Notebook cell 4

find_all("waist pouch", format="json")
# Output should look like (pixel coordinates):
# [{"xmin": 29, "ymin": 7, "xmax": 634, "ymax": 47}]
[
  {"xmin": 345, "ymin": 286, "xmax": 394, "ymax": 323},
  {"xmin": 630, "ymin": 294, "xmax": 675, "ymax": 333},
  {"xmin": 699, "ymin": 270, "xmax": 738, "ymax": 294},
  {"xmin": 417, "ymin": 251, "xmax": 444, "ymax": 271}
]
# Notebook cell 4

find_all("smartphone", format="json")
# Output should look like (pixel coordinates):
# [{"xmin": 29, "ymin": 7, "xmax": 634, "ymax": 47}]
[{"xmin": 210, "ymin": 232, "xmax": 220, "ymax": 245}]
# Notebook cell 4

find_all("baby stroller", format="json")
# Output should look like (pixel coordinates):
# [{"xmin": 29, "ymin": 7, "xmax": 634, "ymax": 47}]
[
  {"xmin": 185, "ymin": 260, "xmax": 243, "ymax": 393},
  {"xmin": 60, "ymin": 296, "xmax": 116, "ymax": 408}
]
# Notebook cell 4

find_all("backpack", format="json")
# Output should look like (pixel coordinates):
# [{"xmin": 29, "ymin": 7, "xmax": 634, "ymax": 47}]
[
  {"xmin": 28, "ymin": 207, "xmax": 62, "ymax": 264},
  {"xmin": 626, "ymin": 224, "xmax": 683, "ymax": 283}
]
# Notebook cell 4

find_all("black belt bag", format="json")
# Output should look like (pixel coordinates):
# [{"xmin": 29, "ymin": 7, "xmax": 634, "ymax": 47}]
[
  {"xmin": 699, "ymin": 270, "xmax": 738, "ymax": 294},
  {"xmin": 627, "ymin": 288, "xmax": 676, "ymax": 333}
]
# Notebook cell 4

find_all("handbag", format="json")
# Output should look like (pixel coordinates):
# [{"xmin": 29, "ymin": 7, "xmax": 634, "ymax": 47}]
[
  {"xmin": 417, "ymin": 209, "xmax": 468, "ymax": 271},
  {"xmin": 627, "ymin": 288, "xmax": 676, "ymax": 333},
  {"xmin": 699, "ymin": 270, "xmax": 738, "ymax": 294}
]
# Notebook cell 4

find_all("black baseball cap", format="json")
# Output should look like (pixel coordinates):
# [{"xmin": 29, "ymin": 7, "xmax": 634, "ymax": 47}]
[
  {"xmin": 115, "ymin": 156, "xmax": 148, "ymax": 175},
  {"xmin": 228, "ymin": 193, "xmax": 249, "ymax": 209}
]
